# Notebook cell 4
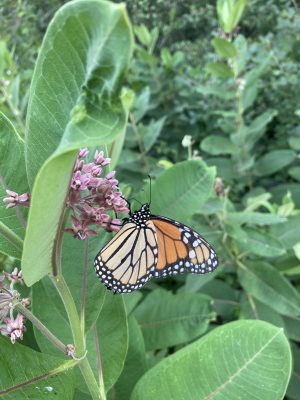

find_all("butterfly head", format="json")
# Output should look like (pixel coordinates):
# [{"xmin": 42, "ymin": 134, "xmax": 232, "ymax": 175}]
[{"xmin": 129, "ymin": 203, "xmax": 151, "ymax": 226}]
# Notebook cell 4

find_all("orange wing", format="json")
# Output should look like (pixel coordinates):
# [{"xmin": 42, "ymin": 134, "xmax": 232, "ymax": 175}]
[{"xmin": 151, "ymin": 216, "xmax": 218, "ymax": 278}]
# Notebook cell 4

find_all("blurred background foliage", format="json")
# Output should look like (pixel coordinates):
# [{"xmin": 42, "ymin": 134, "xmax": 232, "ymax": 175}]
[{"xmin": 1, "ymin": 0, "xmax": 300, "ymax": 399}]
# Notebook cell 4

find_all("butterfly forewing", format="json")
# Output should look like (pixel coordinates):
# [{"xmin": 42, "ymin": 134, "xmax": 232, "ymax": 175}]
[
  {"xmin": 94, "ymin": 220, "xmax": 158, "ymax": 293},
  {"xmin": 151, "ymin": 216, "xmax": 218, "ymax": 277}
]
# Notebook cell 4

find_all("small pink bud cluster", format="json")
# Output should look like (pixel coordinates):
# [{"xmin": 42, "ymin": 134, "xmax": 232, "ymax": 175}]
[
  {"xmin": 65, "ymin": 149, "xmax": 129, "ymax": 240},
  {"xmin": 0, "ymin": 268, "xmax": 27, "ymax": 344},
  {"xmin": 3, "ymin": 190, "xmax": 30, "ymax": 209}
]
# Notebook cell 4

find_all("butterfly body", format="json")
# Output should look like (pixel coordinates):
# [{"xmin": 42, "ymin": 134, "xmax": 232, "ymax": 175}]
[{"xmin": 94, "ymin": 203, "xmax": 218, "ymax": 294}]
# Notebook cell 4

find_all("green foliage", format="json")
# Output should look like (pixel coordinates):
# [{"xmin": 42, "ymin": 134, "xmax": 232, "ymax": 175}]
[
  {"xmin": 0, "ymin": 0, "xmax": 299, "ymax": 399},
  {"xmin": 131, "ymin": 320, "xmax": 291, "ymax": 400}
]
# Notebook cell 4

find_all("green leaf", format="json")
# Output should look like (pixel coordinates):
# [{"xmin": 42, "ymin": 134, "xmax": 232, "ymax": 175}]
[
  {"xmin": 238, "ymin": 261, "xmax": 300, "ymax": 317},
  {"xmin": 131, "ymin": 320, "xmax": 291, "ymax": 400},
  {"xmin": 217, "ymin": 0, "xmax": 248, "ymax": 34},
  {"xmin": 22, "ymin": 0, "xmax": 133, "ymax": 286},
  {"xmin": 234, "ymin": 226, "xmax": 285, "ymax": 257},
  {"xmin": 288, "ymin": 166, "xmax": 300, "ymax": 181},
  {"xmin": 0, "ymin": 337, "xmax": 75, "ymax": 399},
  {"xmin": 133, "ymin": 86, "xmax": 150, "ymax": 122},
  {"xmin": 200, "ymin": 279, "xmax": 238, "ymax": 320},
  {"xmin": 255, "ymin": 150, "xmax": 296, "ymax": 176},
  {"xmin": 233, "ymin": 34, "xmax": 247, "ymax": 74},
  {"xmin": 240, "ymin": 297, "xmax": 285, "ymax": 329},
  {"xmin": 113, "ymin": 316, "xmax": 147, "ymax": 399},
  {"xmin": 245, "ymin": 110, "xmax": 277, "ymax": 149},
  {"xmin": 288, "ymin": 137, "xmax": 300, "ymax": 151},
  {"xmin": 182, "ymin": 266, "xmax": 223, "ymax": 293},
  {"xmin": 0, "ymin": 112, "xmax": 28, "ymax": 258},
  {"xmin": 282, "ymin": 314, "xmax": 300, "ymax": 342},
  {"xmin": 85, "ymin": 293, "xmax": 128, "ymax": 392},
  {"xmin": 146, "ymin": 160, "xmax": 216, "ymax": 221},
  {"xmin": 226, "ymin": 211, "xmax": 286, "ymax": 225},
  {"xmin": 286, "ymin": 345, "xmax": 300, "ymax": 400},
  {"xmin": 269, "ymin": 216, "xmax": 300, "ymax": 249},
  {"xmin": 206, "ymin": 62, "xmax": 234, "ymax": 78},
  {"xmin": 33, "ymin": 281, "xmax": 127, "ymax": 394},
  {"xmin": 134, "ymin": 289, "xmax": 214, "ymax": 350},
  {"xmin": 134, "ymin": 24, "xmax": 152, "ymax": 47},
  {"xmin": 212, "ymin": 37, "xmax": 237, "ymax": 58},
  {"xmin": 201, "ymin": 135, "xmax": 238, "ymax": 155},
  {"xmin": 140, "ymin": 116, "xmax": 166, "ymax": 151}
]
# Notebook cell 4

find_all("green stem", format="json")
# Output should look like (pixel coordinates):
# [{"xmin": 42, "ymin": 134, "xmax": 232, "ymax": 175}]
[
  {"xmin": 79, "ymin": 358, "xmax": 105, "ymax": 400},
  {"xmin": 0, "ymin": 221, "xmax": 23, "ymax": 251},
  {"xmin": 51, "ymin": 274, "xmax": 84, "ymax": 356},
  {"xmin": 14, "ymin": 302, "xmax": 67, "ymax": 354},
  {"xmin": 93, "ymin": 324, "xmax": 106, "ymax": 398},
  {"xmin": 51, "ymin": 274, "xmax": 102, "ymax": 400}
]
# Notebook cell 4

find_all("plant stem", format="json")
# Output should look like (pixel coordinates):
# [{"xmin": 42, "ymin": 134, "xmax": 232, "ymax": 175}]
[
  {"xmin": 14, "ymin": 302, "xmax": 67, "ymax": 354},
  {"xmin": 129, "ymin": 112, "xmax": 149, "ymax": 172},
  {"xmin": 93, "ymin": 324, "xmax": 106, "ymax": 398},
  {"xmin": 0, "ymin": 221, "xmax": 23, "ymax": 251},
  {"xmin": 81, "ymin": 237, "xmax": 89, "ymax": 334},
  {"xmin": 51, "ymin": 274, "xmax": 84, "ymax": 356},
  {"xmin": 79, "ymin": 358, "xmax": 105, "ymax": 400},
  {"xmin": 51, "ymin": 274, "xmax": 102, "ymax": 399}
]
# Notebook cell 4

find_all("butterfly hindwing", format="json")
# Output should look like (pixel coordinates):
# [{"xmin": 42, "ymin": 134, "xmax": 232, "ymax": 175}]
[{"xmin": 151, "ymin": 216, "xmax": 218, "ymax": 277}]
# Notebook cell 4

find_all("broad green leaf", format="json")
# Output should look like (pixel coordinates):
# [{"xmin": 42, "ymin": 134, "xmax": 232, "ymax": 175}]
[
  {"xmin": 238, "ymin": 261, "xmax": 300, "ymax": 317},
  {"xmin": 133, "ymin": 86, "xmax": 150, "ymax": 122},
  {"xmin": 206, "ymin": 62, "xmax": 234, "ymax": 78},
  {"xmin": 282, "ymin": 314, "xmax": 300, "ymax": 342},
  {"xmin": 288, "ymin": 166, "xmax": 300, "ymax": 181},
  {"xmin": 182, "ymin": 266, "xmax": 223, "ymax": 293},
  {"xmin": 33, "ymin": 280, "xmax": 127, "ymax": 393},
  {"xmin": 85, "ymin": 293, "xmax": 128, "ymax": 393},
  {"xmin": 0, "ymin": 337, "xmax": 75, "ymax": 399},
  {"xmin": 141, "ymin": 117, "xmax": 166, "ymax": 151},
  {"xmin": 255, "ymin": 150, "xmax": 296, "ymax": 176},
  {"xmin": 131, "ymin": 320, "xmax": 291, "ymax": 400},
  {"xmin": 145, "ymin": 160, "xmax": 216, "ymax": 221},
  {"xmin": 286, "ymin": 345, "xmax": 300, "ymax": 400},
  {"xmin": 270, "ymin": 184, "xmax": 300, "ymax": 208},
  {"xmin": 112, "ymin": 316, "xmax": 147, "ymax": 400},
  {"xmin": 217, "ymin": 0, "xmax": 248, "ymax": 33},
  {"xmin": 288, "ymin": 137, "xmax": 300, "ymax": 151},
  {"xmin": 61, "ymin": 233, "xmax": 107, "ymax": 331},
  {"xmin": 240, "ymin": 297, "xmax": 285, "ymax": 329},
  {"xmin": 233, "ymin": 34, "xmax": 247, "ymax": 74},
  {"xmin": 245, "ymin": 110, "xmax": 277, "ymax": 148},
  {"xmin": 134, "ymin": 25, "xmax": 152, "ymax": 47},
  {"xmin": 226, "ymin": 211, "xmax": 286, "ymax": 225},
  {"xmin": 196, "ymin": 83, "xmax": 235, "ymax": 100},
  {"xmin": 207, "ymin": 157, "xmax": 235, "ymax": 181},
  {"xmin": 270, "ymin": 216, "xmax": 300, "ymax": 249},
  {"xmin": 201, "ymin": 135, "xmax": 238, "ymax": 155},
  {"xmin": 0, "ymin": 112, "xmax": 28, "ymax": 258},
  {"xmin": 134, "ymin": 289, "xmax": 214, "ymax": 350},
  {"xmin": 235, "ymin": 227, "xmax": 285, "ymax": 257},
  {"xmin": 22, "ymin": 0, "xmax": 133, "ymax": 286},
  {"xmin": 212, "ymin": 37, "xmax": 237, "ymax": 58},
  {"xmin": 200, "ymin": 279, "xmax": 238, "ymax": 320}
]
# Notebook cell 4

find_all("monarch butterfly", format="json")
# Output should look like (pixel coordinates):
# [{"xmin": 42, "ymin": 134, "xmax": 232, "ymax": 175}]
[{"xmin": 94, "ymin": 202, "xmax": 219, "ymax": 294}]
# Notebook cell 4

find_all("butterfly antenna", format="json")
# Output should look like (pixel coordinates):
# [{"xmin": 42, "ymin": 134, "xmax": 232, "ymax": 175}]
[
  {"xmin": 121, "ymin": 196, "xmax": 132, "ymax": 215},
  {"xmin": 148, "ymin": 174, "xmax": 152, "ymax": 205}
]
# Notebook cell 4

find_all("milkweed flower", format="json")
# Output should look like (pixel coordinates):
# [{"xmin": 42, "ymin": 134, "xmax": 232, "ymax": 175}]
[
  {"xmin": 1, "ymin": 314, "xmax": 26, "ymax": 344},
  {"xmin": 0, "ymin": 268, "xmax": 28, "ymax": 344},
  {"xmin": 65, "ymin": 148, "xmax": 128, "ymax": 240},
  {"xmin": 3, "ymin": 190, "xmax": 30, "ymax": 209}
]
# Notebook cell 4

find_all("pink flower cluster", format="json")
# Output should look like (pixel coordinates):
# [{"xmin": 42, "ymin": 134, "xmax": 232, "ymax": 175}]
[
  {"xmin": 0, "ymin": 268, "xmax": 26, "ymax": 344},
  {"xmin": 65, "ymin": 149, "xmax": 129, "ymax": 240}
]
